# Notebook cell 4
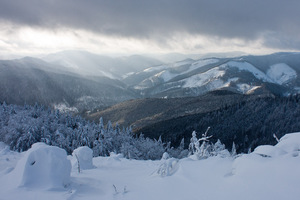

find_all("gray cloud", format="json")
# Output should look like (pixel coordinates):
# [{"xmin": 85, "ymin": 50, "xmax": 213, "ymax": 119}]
[{"xmin": 1, "ymin": 0, "xmax": 300, "ymax": 50}]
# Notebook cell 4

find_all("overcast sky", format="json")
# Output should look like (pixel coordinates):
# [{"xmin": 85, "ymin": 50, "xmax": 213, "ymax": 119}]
[{"xmin": 0, "ymin": 0, "xmax": 300, "ymax": 58}]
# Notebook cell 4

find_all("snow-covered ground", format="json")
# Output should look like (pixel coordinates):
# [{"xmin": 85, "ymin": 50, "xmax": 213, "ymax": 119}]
[{"xmin": 0, "ymin": 133, "xmax": 300, "ymax": 200}]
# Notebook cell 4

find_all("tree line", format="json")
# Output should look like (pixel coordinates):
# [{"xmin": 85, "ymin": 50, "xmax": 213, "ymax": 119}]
[{"xmin": 0, "ymin": 102, "xmax": 192, "ymax": 160}]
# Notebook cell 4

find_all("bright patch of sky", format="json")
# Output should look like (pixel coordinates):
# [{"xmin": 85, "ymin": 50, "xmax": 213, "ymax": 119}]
[{"xmin": 0, "ymin": 24, "xmax": 290, "ymax": 59}]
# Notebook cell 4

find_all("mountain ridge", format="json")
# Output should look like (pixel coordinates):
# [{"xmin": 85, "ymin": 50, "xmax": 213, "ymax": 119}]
[{"xmin": 1, "ymin": 51, "xmax": 300, "ymax": 113}]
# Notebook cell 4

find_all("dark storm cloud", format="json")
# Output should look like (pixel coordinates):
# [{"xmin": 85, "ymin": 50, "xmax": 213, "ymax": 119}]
[{"xmin": 0, "ymin": 0, "xmax": 300, "ymax": 49}]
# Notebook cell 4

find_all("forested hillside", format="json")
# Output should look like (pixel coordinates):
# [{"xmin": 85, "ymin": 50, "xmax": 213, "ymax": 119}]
[{"xmin": 139, "ymin": 95, "xmax": 300, "ymax": 152}]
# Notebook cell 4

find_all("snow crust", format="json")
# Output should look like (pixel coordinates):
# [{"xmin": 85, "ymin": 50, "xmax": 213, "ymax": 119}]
[
  {"xmin": 1, "ymin": 133, "xmax": 300, "ymax": 200},
  {"xmin": 266, "ymin": 63, "xmax": 297, "ymax": 84}
]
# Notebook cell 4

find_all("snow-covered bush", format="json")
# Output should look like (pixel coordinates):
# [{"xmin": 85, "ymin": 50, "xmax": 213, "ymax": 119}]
[
  {"xmin": 72, "ymin": 146, "xmax": 94, "ymax": 170},
  {"xmin": 188, "ymin": 128, "xmax": 213, "ymax": 159},
  {"xmin": 167, "ymin": 138, "xmax": 189, "ymax": 159},
  {"xmin": 212, "ymin": 139, "xmax": 231, "ymax": 158},
  {"xmin": 12, "ymin": 143, "xmax": 71, "ymax": 189},
  {"xmin": 155, "ymin": 152, "xmax": 179, "ymax": 177},
  {"xmin": 188, "ymin": 128, "xmax": 231, "ymax": 159}
]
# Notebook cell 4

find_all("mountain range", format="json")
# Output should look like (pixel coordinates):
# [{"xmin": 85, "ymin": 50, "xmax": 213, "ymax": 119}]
[
  {"xmin": 0, "ymin": 51, "xmax": 300, "ymax": 110},
  {"xmin": 125, "ymin": 52, "xmax": 300, "ymax": 98},
  {"xmin": 1, "ymin": 51, "xmax": 300, "ymax": 113},
  {"xmin": 1, "ymin": 50, "xmax": 300, "ymax": 150}
]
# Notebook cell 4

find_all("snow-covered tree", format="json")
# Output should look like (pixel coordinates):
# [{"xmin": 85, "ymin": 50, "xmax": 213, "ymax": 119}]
[
  {"xmin": 189, "ymin": 127, "xmax": 213, "ymax": 159},
  {"xmin": 0, "ymin": 102, "xmax": 188, "ymax": 160},
  {"xmin": 189, "ymin": 131, "xmax": 200, "ymax": 155},
  {"xmin": 231, "ymin": 142, "xmax": 237, "ymax": 156}
]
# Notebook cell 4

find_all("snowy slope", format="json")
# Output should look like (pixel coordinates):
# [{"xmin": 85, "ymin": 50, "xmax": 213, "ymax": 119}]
[
  {"xmin": 221, "ymin": 61, "xmax": 275, "ymax": 83},
  {"xmin": 182, "ymin": 67, "xmax": 225, "ymax": 88},
  {"xmin": 133, "ymin": 58, "xmax": 221, "ymax": 90},
  {"xmin": 0, "ymin": 132, "xmax": 300, "ymax": 200},
  {"xmin": 266, "ymin": 63, "xmax": 297, "ymax": 85}
]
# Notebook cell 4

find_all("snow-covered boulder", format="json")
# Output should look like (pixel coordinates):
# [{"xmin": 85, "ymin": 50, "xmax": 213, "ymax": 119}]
[
  {"xmin": 12, "ymin": 143, "xmax": 71, "ymax": 189},
  {"xmin": 72, "ymin": 146, "xmax": 94, "ymax": 170}
]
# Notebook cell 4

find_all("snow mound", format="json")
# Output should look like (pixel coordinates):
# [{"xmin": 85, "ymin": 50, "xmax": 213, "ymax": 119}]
[
  {"xmin": 0, "ymin": 142, "xmax": 21, "ymax": 174},
  {"xmin": 155, "ymin": 153, "xmax": 179, "ymax": 177},
  {"xmin": 276, "ymin": 132, "xmax": 300, "ymax": 154},
  {"xmin": 108, "ymin": 152, "xmax": 124, "ymax": 161},
  {"xmin": 253, "ymin": 133, "xmax": 300, "ymax": 158},
  {"xmin": 253, "ymin": 145, "xmax": 287, "ymax": 157},
  {"xmin": 267, "ymin": 63, "xmax": 297, "ymax": 84},
  {"xmin": 72, "ymin": 146, "xmax": 94, "ymax": 170},
  {"xmin": 12, "ymin": 143, "xmax": 71, "ymax": 189}
]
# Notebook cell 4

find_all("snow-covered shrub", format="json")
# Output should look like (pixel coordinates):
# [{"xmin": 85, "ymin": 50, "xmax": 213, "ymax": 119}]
[
  {"xmin": 155, "ymin": 152, "xmax": 179, "ymax": 177},
  {"xmin": 188, "ymin": 128, "xmax": 213, "ymax": 159},
  {"xmin": 72, "ymin": 146, "xmax": 94, "ymax": 170},
  {"xmin": 212, "ymin": 139, "xmax": 231, "ymax": 158},
  {"xmin": 162, "ymin": 152, "xmax": 170, "ymax": 160},
  {"xmin": 189, "ymin": 131, "xmax": 200, "ymax": 155},
  {"xmin": 167, "ymin": 138, "xmax": 189, "ymax": 159},
  {"xmin": 188, "ymin": 128, "xmax": 232, "ymax": 159},
  {"xmin": 12, "ymin": 143, "xmax": 71, "ymax": 189},
  {"xmin": 231, "ymin": 142, "xmax": 237, "ymax": 156}
]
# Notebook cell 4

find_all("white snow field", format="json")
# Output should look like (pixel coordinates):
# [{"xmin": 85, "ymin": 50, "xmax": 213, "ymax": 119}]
[{"xmin": 0, "ymin": 133, "xmax": 300, "ymax": 200}]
